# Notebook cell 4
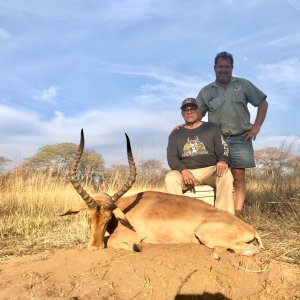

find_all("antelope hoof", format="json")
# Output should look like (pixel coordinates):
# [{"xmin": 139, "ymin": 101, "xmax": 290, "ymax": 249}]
[
  {"xmin": 88, "ymin": 245, "xmax": 100, "ymax": 251},
  {"xmin": 211, "ymin": 251, "xmax": 221, "ymax": 261}
]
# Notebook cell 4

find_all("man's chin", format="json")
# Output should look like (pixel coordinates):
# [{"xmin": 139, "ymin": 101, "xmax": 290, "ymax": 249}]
[
  {"xmin": 217, "ymin": 75, "xmax": 231, "ymax": 84},
  {"xmin": 186, "ymin": 120, "xmax": 198, "ymax": 125}
]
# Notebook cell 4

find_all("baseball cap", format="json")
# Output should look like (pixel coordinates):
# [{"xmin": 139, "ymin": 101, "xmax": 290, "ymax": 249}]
[{"xmin": 180, "ymin": 98, "xmax": 199, "ymax": 110}]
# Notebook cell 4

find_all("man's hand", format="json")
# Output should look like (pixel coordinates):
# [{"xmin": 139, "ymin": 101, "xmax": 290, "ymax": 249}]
[
  {"xmin": 181, "ymin": 169, "xmax": 196, "ymax": 187},
  {"xmin": 215, "ymin": 161, "xmax": 229, "ymax": 177},
  {"xmin": 244, "ymin": 124, "xmax": 260, "ymax": 141},
  {"xmin": 244, "ymin": 99, "xmax": 268, "ymax": 141},
  {"xmin": 172, "ymin": 124, "xmax": 184, "ymax": 131}
]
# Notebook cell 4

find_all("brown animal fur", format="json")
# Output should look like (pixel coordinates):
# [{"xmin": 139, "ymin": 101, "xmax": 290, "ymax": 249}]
[{"xmin": 62, "ymin": 130, "xmax": 264, "ymax": 259}]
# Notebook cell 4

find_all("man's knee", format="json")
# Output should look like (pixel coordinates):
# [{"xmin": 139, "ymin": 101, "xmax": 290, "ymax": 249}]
[
  {"xmin": 165, "ymin": 170, "xmax": 184, "ymax": 194},
  {"xmin": 165, "ymin": 170, "xmax": 182, "ymax": 184},
  {"xmin": 231, "ymin": 168, "xmax": 246, "ymax": 183},
  {"xmin": 219, "ymin": 169, "xmax": 234, "ymax": 184}
]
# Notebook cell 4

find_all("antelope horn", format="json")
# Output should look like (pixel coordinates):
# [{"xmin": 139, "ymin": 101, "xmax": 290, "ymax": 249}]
[
  {"xmin": 70, "ymin": 129, "xmax": 98, "ymax": 210},
  {"xmin": 111, "ymin": 133, "xmax": 137, "ymax": 202}
]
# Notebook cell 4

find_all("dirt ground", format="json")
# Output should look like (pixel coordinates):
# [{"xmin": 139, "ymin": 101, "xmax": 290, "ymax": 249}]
[{"xmin": 0, "ymin": 243, "xmax": 299, "ymax": 300}]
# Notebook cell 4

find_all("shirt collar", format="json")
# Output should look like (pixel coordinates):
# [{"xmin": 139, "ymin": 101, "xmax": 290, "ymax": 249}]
[{"xmin": 212, "ymin": 76, "xmax": 238, "ymax": 88}]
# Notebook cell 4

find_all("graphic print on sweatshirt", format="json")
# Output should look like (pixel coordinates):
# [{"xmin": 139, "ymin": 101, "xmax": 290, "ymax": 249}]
[{"xmin": 182, "ymin": 136, "xmax": 208, "ymax": 157}]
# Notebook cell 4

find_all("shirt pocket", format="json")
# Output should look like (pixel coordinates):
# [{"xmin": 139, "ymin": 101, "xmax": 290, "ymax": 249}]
[
  {"xmin": 232, "ymin": 88, "xmax": 246, "ymax": 104},
  {"xmin": 207, "ymin": 97, "xmax": 224, "ymax": 111}
]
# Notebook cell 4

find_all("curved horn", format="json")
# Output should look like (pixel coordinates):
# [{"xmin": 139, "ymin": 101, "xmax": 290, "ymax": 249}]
[
  {"xmin": 111, "ymin": 133, "xmax": 137, "ymax": 202},
  {"xmin": 70, "ymin": 129, "xmax": 98, "ymax": 209}
]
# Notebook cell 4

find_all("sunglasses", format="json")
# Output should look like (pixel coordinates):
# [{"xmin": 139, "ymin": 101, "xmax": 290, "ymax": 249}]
[{"xmin": 182, "ymin": 107, "xmax": 198, "ymax": 113}]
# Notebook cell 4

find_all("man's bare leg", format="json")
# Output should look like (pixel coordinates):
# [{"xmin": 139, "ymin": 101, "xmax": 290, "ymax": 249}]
[{"xmin": 231, "ymin": 168, "xmax": 246, "ymax": 212}]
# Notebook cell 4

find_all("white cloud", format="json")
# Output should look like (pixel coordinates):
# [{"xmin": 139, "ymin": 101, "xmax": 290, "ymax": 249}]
[
  {"xmin": 260, "ymin": 33, "xmax": 300, "ymax": 49},
  {"xmin": 255, "ymin": 135, "xmax": 300, "ymax": 154},
  {"xmin": 287, "ymin": 0, "xmax": 300, "ymax": 10},
  {"xmin": 0, "ymin": 27, "xmax": 11, "ymax": 39},
  {"xmin": 3, "ymin": 102, "xmax": 297, "ymax": 170},
  {"xmin": 96, "ymin": 61, "xmax": 205, "ymax": 108},
  {"xmin": 134, "ymin": 94, "xmax": 161, "ymax": 105},
  {"xmin": 224, "ymin": 0, "xmax": 273, "ymax": 9},
  {"xmin": 218, "ymin": 31, "xmax": 300, "ymax": 55},
  {"xmin": 0, "ymin": 104, "xmax": 182, "ymax": 167},
  {"xmin": 0, "ymin": 104, "xmax": 43, "ymax": 134},
  {"xmin": 33, "ymin": 86, "xmax": 59, "ymax": 103},
  {"xmin": 0, "ymin": 0, "xmax": 168, "ymax": 24},
  {"xmin": 101, "ymin": 61, "xmax": 202, "ymax": 88},
  {"xmin": 0, "ymin": 0, "xmax": 299, "ymax": 170},
  {"xmin": 255, "ymin": 58, "xmax": 300, "ymax": 87}
]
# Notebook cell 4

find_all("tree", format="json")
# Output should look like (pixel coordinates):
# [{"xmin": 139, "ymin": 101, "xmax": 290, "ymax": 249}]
[
  {"xmin": 0, "ymin": 156, "xmax": 11, "ymax": 174},
  {"xmin": 254, "ymin": 141, "xmax": 300, "ymax": 178},
  {"xmin": 289, "ymin": 155, "xmax": 300, "ymax": 176},
  {"xmin": 137, "ymin": 159, "xmax": 168, "ymax": 186},
  {"xmin": 95, "ymin": 159, "xmax": 168, "ymax": 191},
  {"xmin": 20, "ymin": 143, "xmax": 104, "ymax": 181}
]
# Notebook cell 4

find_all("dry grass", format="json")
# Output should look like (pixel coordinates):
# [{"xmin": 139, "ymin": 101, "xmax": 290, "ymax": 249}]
[
  {"xmin": 0, "ymin": 169, "xmax": 163, "ymax": 260},
  {"xmin": 243, "ymin": 175, "xmax": 300, "ymax": 265},
  {"xmin": 0, "ymin": 170, "xmax": 89, "ymax": 259},
  {"xmin": 0, "ymin": 169, "xmax": 299, "ymax": 265}
]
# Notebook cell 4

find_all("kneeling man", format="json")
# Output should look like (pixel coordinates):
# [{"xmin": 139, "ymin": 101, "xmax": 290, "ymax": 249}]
[{"xmin": 165, "ymin": 98, "xmax": 234, "ymax": 214}]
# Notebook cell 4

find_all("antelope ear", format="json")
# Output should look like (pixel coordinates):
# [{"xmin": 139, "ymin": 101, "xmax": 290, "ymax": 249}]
[
  {"xmin": 60, "ymin": 202, "xmax": 88, "ymax": 216},
  {"xmin": 113, "ymin": 207, "xmax": 135, "ymax": 231}
]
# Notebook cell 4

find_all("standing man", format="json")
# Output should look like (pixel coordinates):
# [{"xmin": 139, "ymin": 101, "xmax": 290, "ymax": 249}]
[
  {"xmin": 165, "ymin": 98, "xmax": 234, "ymax": 214},
  {"xmin": 196, "ymin": 51, "xmax": 268, "ymax": 214}
]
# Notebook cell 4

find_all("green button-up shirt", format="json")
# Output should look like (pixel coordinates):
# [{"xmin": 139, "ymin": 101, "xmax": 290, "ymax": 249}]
[{"xmin": 196, "ymin": 77, "xmax": 267, "ymax": 136}]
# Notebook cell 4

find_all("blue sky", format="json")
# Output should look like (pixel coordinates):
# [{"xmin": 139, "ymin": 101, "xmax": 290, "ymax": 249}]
[{"xmin": 1, "ymin": 0, "xmax": 300, "ymax": 168}]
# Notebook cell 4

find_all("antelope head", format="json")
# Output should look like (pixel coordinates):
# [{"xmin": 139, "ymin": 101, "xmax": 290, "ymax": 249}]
[{"xmin": 61, "ymin": 129, "xmax": 136, "ymax": 250}]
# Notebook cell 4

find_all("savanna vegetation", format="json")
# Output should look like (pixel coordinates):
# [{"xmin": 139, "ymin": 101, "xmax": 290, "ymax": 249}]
[{"xmin": 0, "ymin": 141, "xmax": 299, "ymax": 266}]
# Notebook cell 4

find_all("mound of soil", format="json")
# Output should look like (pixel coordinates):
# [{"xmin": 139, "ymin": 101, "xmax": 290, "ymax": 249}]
[{"xmin": 0, "ymin": 243, "xmax": 299, "ymax": 299}]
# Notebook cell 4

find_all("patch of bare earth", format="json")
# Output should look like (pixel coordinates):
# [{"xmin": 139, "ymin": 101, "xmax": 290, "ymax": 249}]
[{"xmin": 0, "ymin": 244, "xmax": 299, "ymax": 300}]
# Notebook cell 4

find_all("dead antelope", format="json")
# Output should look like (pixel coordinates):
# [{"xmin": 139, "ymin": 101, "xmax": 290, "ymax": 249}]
[{"xmin": 62, "ymin": 129, "xmax": 264, "ymax": 259}]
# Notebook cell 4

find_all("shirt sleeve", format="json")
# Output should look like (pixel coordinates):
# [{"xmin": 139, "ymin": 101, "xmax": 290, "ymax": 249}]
[
  {"xmin": 241, "ymin": 78, "xmax": 267, "ymax": 107},
  {"xmin": 167, "ymin": 132, "xmax": 187, "ymax": 172},
  {"xmin": 196, "ymin": 90, "xmax": 208, "ymax": 116}
]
